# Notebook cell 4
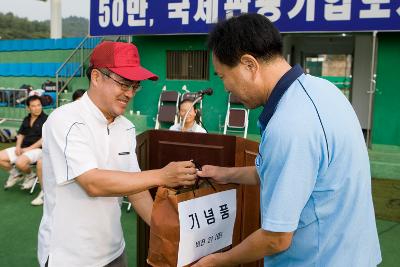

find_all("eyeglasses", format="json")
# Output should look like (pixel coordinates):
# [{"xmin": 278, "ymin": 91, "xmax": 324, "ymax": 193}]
[{"xmin": 97, "ymin": 69, "xmax": 142, "ymax": 93}]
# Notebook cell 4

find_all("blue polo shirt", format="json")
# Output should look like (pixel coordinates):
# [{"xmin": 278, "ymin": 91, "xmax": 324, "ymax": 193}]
[{"xmin": 256, "ymin": 65, "xmax": 381, "ymax": 266}]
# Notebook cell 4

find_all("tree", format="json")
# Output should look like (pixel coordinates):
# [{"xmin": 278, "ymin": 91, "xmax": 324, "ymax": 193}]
[
  {"xmin": 0, "ymin": 12, "xmax": 49, "ymax": 39},
  {"xmin": 0, "ymin": 12, "xmax": 88, "ymax": 40}
]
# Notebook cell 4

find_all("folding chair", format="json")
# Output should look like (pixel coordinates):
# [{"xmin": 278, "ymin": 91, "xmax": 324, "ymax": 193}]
[
  {"xmin": 154, "ymin": 87, "xmax": 180, "ymax": 129},
  {"xmin": 25, "ymin": 163, "xmax": 38, "ymax": 193},
  {"xmin": 29, "ymin": 176, "xmax": 39, "ymax": 194},
  {"xmin": 223, "ymin": 93, "xmax": 249, "ymax": 138},
  {"xmin": 122, "ymin": 197, "xmax": 132, "ymax": 212}
]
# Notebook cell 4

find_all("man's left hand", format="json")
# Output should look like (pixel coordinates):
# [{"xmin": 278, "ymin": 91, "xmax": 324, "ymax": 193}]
[{"xmin": 192, "ymin": 253, "xmax": 232, "ymax": 267}]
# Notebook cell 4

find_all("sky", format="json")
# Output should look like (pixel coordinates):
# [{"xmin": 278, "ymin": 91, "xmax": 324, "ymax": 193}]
[{"xmin": 1, "ymin": 0, "xmax": 90, "ymax": 21}]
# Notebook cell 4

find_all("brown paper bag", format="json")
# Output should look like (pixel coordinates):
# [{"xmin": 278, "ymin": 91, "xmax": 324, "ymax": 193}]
[{"xmin": 147, "ymin": 183, "xmax": 238, "ymax": 267}]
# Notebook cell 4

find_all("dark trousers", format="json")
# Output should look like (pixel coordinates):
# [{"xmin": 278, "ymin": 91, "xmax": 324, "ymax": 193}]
[
  {"xmin": 45, "ymin": 250, "xmax": 128, "ymax": 267},
  {"xmin": 105, "ymin": 250, "xmax": 128, "ymax": 267}
]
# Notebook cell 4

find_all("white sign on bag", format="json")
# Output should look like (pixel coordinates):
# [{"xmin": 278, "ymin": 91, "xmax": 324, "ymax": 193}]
[{"xmin": 177, "ymin": 189, "xmax": 236, "ymax": 267}]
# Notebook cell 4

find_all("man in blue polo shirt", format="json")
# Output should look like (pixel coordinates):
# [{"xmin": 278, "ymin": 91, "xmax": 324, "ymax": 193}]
[{"xmin": 194, "ymin": 14, "xmax": 381, "ymax": 267}]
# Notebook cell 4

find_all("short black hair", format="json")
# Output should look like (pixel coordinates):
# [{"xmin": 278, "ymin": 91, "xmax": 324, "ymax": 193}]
[
  {"xmin": 72, "ymin": 89, "xmax": 86, "ymax": 101},
  {"xmin": 26, "ymin": 95, "xmax": 42, "ymax": 107},
  {"xmin": 86, "ymin": 66, "xmax": 111, "ymax": 82},
  {"xmin": 207, "ymin": 13, "xmax": 283, "ymax": 67},
  {"xmin": 178, "ymin": 99, "xmax": 197, "ymax": 110},
  {"xmin": 86, "ymin": 66, "xmax": 94, "ymax": 81}
]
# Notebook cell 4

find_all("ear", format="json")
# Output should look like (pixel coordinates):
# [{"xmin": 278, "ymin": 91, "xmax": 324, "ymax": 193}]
[
  {"xmin": 240, "ymin": 54, "xmax": 259, "ymax": 74},
  {"xmin": 91, "ymin": 69, "xmax": 101, "ymax": 86}
]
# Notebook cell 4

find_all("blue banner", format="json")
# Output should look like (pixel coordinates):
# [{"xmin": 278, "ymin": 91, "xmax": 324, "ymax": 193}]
[{"xmin": 90, "ymin": 0, "xmax": 400, "ymax": 36}]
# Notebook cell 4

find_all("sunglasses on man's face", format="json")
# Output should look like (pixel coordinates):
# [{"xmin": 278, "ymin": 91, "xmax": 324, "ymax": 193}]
[{"xmin": 97, "ymin": 69, "xmax": 142, "ymax": 93}]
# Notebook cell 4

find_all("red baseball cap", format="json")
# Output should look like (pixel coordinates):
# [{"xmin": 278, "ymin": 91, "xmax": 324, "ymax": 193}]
[{"xmin": 90, "ymin": 41, "xmax": 158, "ymax": 81}]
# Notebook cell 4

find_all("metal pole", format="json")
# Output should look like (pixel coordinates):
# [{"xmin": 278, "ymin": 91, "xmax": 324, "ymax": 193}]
[
  {"xmin": 50, "ymin": 0, "xmax": 62, "ymax": 39},
  {"xmin": 56, "ymin": 73, "xmax": 59, "ymax": 107},
  {"xmin": 81, "ymin": 46, "xmax": 84, "ymax": 77},
  {"xmin": 366, "ymin": 31, "xmax": 378, "ymax": 148}
]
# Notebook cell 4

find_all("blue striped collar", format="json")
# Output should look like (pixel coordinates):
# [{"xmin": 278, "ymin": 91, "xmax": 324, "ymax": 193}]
[{"xmin": 258, "ymin": 64, "xmax": 304, "ymax": 133}]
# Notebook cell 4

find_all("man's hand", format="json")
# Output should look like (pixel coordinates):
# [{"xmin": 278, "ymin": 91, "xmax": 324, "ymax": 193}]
[
  {"xmin": 198, "ymin": 166, "xmax": 259, "ymax": 185},
  {"xmin": 160, "ymin": 161, "xmax": 197, "ymax": 187},
  {"xmin": 192, "ymin": 253, "xmax": 232, "ymax": 267},
  {"xmin": 197, "ymin": 165, "xmax": 230, "ymax": 184},
  {"xmin": 15, "ymin": 146, "xmax": 22, "ymax": 156}
]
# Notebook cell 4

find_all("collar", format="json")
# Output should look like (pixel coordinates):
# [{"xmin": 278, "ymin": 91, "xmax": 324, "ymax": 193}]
[
  {"xmin": 258, "ymin": 64, "xmax": 304, "ymax": 133},
  {"xmin": 81, "ymin": 92, "xmax": 121, "ymax": 125},
  {"xmin": 27, "ymin": 111, "xmax": 45, "ymax": 120}
]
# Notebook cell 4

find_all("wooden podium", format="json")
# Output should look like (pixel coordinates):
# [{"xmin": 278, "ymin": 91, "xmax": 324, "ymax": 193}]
[{"xmin": 135, "ymin": 130, "xmax": 262, "ymax": 267}]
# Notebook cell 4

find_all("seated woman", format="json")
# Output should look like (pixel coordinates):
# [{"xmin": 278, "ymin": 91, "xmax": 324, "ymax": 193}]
[{"xmin": 169, "ymin": 99, "xmax": 206, "ymax": 133}]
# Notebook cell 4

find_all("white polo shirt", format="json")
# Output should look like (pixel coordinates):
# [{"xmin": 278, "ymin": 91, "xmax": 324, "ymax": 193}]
[
  {"xmin": 38, "ymin": 93, "xmax": 140, "ymax": 267},
  {"xmin": 169, "ymin": 122, "xmax": 207, "ymax": 133}
]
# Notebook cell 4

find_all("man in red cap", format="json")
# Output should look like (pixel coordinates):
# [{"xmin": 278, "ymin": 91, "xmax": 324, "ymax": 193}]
[{"xmin": 37, "ymin": 41, "xmax": 197, "ymax": 267}]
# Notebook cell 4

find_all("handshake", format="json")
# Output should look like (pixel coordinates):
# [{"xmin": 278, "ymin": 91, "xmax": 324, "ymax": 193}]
[{"xmin": 158, "ymin": 160, "xmax": 230, "ymax": 188}]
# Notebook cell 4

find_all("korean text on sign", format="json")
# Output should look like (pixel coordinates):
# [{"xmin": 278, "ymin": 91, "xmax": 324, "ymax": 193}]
[{"xmin": 177, "ymin": 189, "xmax": 237, "ymax": 267}]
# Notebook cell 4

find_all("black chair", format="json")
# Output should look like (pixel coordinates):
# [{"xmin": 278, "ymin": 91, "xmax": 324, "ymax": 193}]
[
  {"xmin": 223, "ymin": 93, "xmax": 249, "ymax": 138},
  {"xmin": 154, "ymin": 87, "xmax": 180, "ymax": 129}
]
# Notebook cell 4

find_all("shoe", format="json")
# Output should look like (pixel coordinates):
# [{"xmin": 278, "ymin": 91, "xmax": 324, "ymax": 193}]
[
  {"xmin": 9, "ymin": 167, "xmax": 20, "ymax": 177},
  {"xmin": 31, "ymin": 190, "xmax": 44, "ymax": 206},
  {"xmin": 20, "ymin": 172, "xmax": 37, "ymax": 190},
  {"xmin": 4, "ymin": 169, "xmax": 23, "ymax": 189}
]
